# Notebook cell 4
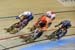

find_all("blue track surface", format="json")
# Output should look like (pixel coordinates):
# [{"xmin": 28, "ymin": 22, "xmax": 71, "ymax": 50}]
[{"xmin": 20, "ymin": 37, "xmax": 75, "ymax": 50}]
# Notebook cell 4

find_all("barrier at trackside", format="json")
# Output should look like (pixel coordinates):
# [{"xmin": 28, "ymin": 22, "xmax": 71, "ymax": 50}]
[{"xmin": 57, "ymin": 0, "xmax": 75, "ymax": 6}]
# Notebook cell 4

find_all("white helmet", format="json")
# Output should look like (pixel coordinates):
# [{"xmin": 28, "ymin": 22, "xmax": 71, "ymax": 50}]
[
  {"xmin": 22, "ymin": 11, "xmax": 32, "ymax": 16},
  {"xmin": 19, "ymin": 11, "xmax": 32, "ymax": 17},
  {"xmin": 46, "ymin": 11, "xmax": 56, "ymax": 19}
]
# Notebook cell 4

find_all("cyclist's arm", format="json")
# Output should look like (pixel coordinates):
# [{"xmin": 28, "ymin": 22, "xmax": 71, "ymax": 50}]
[{"xmin": 55, "ymin": 22, "xmax": 62, "ymax": 27}]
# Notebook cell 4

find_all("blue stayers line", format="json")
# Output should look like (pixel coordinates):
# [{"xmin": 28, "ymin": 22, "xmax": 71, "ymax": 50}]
[{"xmin": 20, "ymin": 37, "xmax": 75, "ymax": 50}]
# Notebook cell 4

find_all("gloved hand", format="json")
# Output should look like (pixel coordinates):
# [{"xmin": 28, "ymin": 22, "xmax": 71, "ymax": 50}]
[{"xmin": 16, "ymin": 16, "xmax": 20, "ymax": 19}]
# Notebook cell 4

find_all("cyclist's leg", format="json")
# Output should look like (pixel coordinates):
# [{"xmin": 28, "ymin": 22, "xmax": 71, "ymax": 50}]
[
  {"xmin": 56, "ymin": 30, "xmax": 67, "ymax": 39},
  {"xmin": 33, "ymin": 32, "xmax": 43, "ymax": 40}
]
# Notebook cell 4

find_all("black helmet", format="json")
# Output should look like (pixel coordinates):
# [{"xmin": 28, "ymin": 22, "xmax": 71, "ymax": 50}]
[{"xmin": 39, "ymin": 21, "xmax": 46, "ymax": 27}]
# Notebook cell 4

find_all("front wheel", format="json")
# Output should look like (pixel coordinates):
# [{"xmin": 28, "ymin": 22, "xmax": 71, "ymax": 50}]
[
  {"xmin": 46, "ymin": 29, "xmax": 61, "ymax": 40},
  {"xmin": 4, "ymin": 22, "xmax": 20, "ymax": 32}
]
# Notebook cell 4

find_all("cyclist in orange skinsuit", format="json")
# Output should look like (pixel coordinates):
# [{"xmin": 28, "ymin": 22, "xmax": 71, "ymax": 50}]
[
  {"xmin": 33, "ymin": 15, "xmax": 51, "ymax": 32},
  {"xmin": 29, "ymin": 11, "xmax": 56, "ymax": 40},
  {"xmin": 31, "ymin": 11, "xmax": 56, "ymax": 32}
]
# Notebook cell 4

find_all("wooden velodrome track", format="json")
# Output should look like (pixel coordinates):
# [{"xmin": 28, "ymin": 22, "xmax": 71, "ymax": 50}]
[{"xmin": 0, "ymin": 0, "xmax": 75, "ymax": 50}]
